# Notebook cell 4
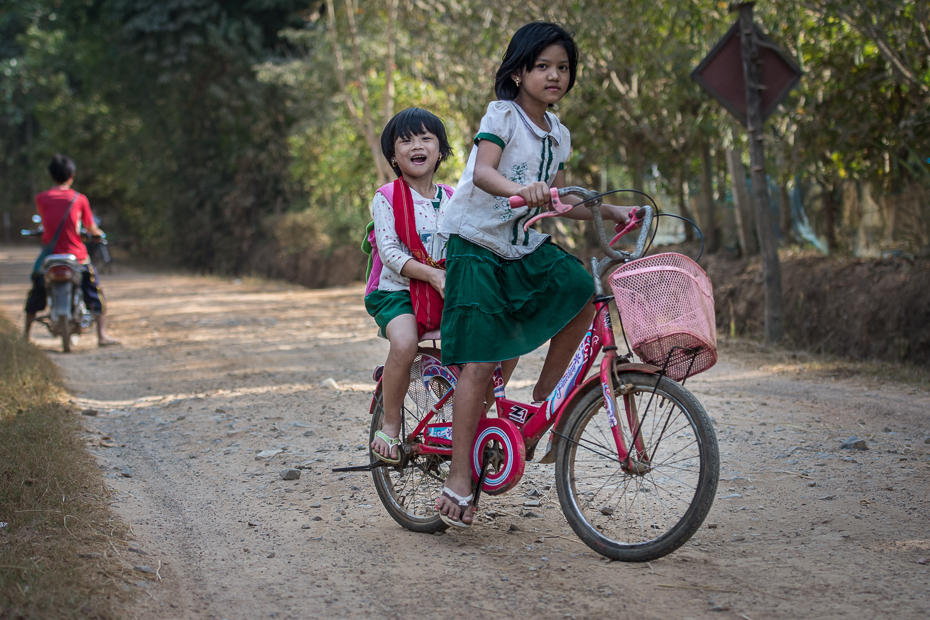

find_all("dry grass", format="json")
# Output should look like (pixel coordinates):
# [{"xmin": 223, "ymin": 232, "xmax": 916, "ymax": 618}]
[{"xmin": 0, "ymin": 311, "xmax": 131, "ymax": 619}]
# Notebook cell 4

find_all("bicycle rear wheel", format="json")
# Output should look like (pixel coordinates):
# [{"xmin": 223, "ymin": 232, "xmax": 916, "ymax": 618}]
[
  {"xmin": 555, "ymin": 372, "xmax": 718, "ymax": 562},
  {"xmin": 370, "ymin": 354, "xmax": 453, "ymax": 533}
]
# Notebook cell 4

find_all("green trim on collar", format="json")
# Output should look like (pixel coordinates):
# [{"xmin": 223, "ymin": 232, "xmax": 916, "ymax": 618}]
[
  {"xmin": 474, "ymin": 132, "xmax": 506, "ymax": 149},
  {"xmin": 558, "ymin": 161, "xmax": 565, "ymax": 170}
]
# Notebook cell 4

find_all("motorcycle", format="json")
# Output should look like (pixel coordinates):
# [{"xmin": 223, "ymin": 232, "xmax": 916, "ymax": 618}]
[{"xmin": 22, "ymin": 215, "xmax": 97, "ymax": 352}]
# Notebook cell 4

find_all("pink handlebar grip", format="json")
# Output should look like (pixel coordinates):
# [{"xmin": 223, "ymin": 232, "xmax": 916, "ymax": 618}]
[
  {"xmin": 508, "ymin": 187, "xmax": 564, "ymax": 211},
  {"xmin": 508, "ymin": 188, "xmax": 575, "ymax": 232}
]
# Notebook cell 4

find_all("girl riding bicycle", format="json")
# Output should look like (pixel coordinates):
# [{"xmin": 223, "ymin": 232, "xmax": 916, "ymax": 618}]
[
  {"xmin": 436, "ymin": 22, "xmax": 640, "ymax": 527},
  {"xmin": 366, "ymin": 108, "xmax": 454, "ymax": 464}
]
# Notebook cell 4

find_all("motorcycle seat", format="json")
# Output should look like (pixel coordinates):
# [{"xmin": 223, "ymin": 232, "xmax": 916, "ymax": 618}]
[{"xmin": 45, "ymin": 253, "xmax": 78, "ymax": 263}]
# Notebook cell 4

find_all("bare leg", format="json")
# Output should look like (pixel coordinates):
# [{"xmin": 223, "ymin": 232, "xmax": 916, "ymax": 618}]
[
  {"xmin": 371, "ymin": 315, "xmax": 418, "ymax": 461},
  {"xmin": 96, "ymin": 315, "xmax": 121, "ymax": 346},
  {"xmin": 436, "ymin": 361, "xmax": 496, "ymax": 525},
  {"xmin": 483, "ymin": 357, "xmax": 519, "ymax": 411},
  {"xmin": 532, "ymin": 300, "xmax": 595, "ymax": 402},
  {"xmin": 24, "ymin": 313, "xmax": 36, "ymax": 339}
]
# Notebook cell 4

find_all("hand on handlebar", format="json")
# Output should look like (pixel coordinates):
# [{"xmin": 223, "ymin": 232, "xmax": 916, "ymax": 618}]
[
  {"xmin": 514, "ymin": 182, "xmax": 554, "ymax": 210},
  {"xmin": 609, "ymin": 206, "xmax": 647, "ymax": 246}
]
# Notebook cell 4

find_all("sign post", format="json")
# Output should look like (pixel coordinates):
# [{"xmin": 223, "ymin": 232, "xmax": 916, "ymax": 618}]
[{"xmin": 692, "ymin": 2, "xmax": 801, "ymax": 343}]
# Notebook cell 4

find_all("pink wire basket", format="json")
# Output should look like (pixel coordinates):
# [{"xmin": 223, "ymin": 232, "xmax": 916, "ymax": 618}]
[{"xmin": 607, "ymin": 253, "xmax": 717, "ymax": 381}]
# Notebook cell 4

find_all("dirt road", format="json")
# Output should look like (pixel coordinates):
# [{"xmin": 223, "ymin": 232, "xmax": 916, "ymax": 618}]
[{"xmin": 1, "ymin": 246, "xmax": 928, "ymax": 619}]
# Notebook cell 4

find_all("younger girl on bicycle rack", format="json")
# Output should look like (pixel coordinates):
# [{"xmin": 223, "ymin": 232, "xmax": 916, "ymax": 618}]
[
  {"xmin": 436, "ymin": 22, "xmax": 640, "ymax": 527},
  {"xmin": 365, "ymin": 108, "xmax": 454, "ymax": 464}
]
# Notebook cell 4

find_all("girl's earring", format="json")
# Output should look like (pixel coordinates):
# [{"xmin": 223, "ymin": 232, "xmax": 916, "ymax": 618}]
[
  {"xmin": 514, "ymin": 77, "xmax": 521, "ymax": 88},
  {"xmin": 391, "ymin": 158, "xmax": 396, "ymax": 167}
]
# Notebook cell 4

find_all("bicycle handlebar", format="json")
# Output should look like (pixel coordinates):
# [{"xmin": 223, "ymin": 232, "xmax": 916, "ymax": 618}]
[{"xmin": 508, "ymin": 186, "xmax": 653, "ymax": 272}]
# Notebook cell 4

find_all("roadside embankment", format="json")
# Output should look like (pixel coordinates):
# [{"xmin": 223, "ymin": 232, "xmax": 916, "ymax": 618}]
[
  {"xmin": 704, "ymin": 249, "xmax": 930, "ymax": 365},
  {"xmin": 0, "ymin": 310, "xmax": 129, "ymax": 619}
]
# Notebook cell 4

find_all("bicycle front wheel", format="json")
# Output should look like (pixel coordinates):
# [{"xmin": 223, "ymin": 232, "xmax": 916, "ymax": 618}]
[{"xmin": 555, "ymin": 372, "xmax": 718, "ymax": 562}]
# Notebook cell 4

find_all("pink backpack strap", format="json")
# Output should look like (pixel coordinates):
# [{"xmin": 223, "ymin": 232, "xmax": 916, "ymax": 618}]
[
  {"xmin": 365, "ymin": 183, "xmax": 398, "ymax": 297},
  {"xmin": 375, "ymin": 182, "xmax": 395, "ymax": 204}
]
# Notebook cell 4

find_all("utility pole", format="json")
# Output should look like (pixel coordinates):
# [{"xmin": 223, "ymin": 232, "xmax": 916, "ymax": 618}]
[
  {"xmin": 692, "ymin": 2, "xmax": 800, "ymax": 343},
  {"xmin": 737, "ymin": 2, "xmax": 783, "ymax": 342}
]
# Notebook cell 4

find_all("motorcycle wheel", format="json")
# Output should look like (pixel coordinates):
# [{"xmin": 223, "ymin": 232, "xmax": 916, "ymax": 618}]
[{"xmin": 59, "ymin": 316, "xmax": 71, "ymax": 353}]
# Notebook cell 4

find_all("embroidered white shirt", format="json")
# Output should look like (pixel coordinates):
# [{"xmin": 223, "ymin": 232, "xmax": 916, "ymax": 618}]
[
  {"xmin": 372, "ymin": 186, "xmax": 449, "ymax": 292},
  {"xmin": 439, "ymin": 100, "xmax": 571, "ymax": 259}
]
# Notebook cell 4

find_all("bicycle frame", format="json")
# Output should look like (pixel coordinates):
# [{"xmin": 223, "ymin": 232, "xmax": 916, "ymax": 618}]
[{"xmin": 399, "ymin": 294, "xmax": 648, "ymax": 475}]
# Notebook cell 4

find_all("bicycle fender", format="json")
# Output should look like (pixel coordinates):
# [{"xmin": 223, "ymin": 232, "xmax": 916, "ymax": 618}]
[
  {"xmin": 540, "ymin": 361, "xmax": 663, "ymax": 462},
  {"xmin": 613, "ymin": 362, "xmax": 663, "ymax": 375}
]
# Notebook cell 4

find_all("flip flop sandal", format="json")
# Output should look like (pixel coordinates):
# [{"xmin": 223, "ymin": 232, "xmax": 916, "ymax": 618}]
[
  {"xmin": 438, "ymin": 486, "xmax": 474, "ymax": 529},
  {"xmin": 372, "ymin": 430, "xmax": 401, "ymax": 465}
]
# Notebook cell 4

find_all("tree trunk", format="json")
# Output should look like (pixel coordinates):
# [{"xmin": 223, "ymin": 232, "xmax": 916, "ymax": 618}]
[
  {"xmin": 823, "ymin": 182, "xmax": 839, "ymax": 252},
  {"xmin": 718, "ymin": 148, "xmax": 738, "ymax": 249},
  {"xmin": 585, "ymin": 159, "xmax": 608, "ymax": 250},
  {"xmin": 738, "ymin": 2, "xmax": 783, "ymax": 343},
  {"xmin": 325, "ymin": 0, "xmax": 394, "ymax": 186},
  {"xmin": 26, "ymin": 113, "xmax": 36, "ymax": 200},
  {"xmin": 699, "ymin": 136, "xmax": 720, "ymax": 253},
  {"xmin": 677, "ymin": 168, "xmax": 695, "ymax": 243},
  {"xmin": 631, "ymin": 138, "xmax": 645, "ymax": 194},
  {"xmin": 726, "ymin": 147, "xmax": 757, "ymax": 255},
  {"xmin": 382, "ymin": 0, "xmax": 397, "ymax": 124},
  {"xmin": 780, "ymin": 178, "xmax": 794, "ymax": 243}
]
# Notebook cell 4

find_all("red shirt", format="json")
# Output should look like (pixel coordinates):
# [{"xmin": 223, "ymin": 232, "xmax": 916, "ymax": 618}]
[{"xmin": 35, "ymin": 188, "xmax": 94, "ymax": 262}]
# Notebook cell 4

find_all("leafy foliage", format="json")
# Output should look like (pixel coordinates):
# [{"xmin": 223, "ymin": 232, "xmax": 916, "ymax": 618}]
[{"xmin": 0, "ymin": 0, "xmax": 928, "ymax": 270}]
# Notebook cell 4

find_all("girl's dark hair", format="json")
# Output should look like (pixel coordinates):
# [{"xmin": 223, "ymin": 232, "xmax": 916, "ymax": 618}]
[
  {"xmin": 48, "ymin": 153, "xmax": 76, "ymax": 184},
  {"xmin": 380, "ymin": 108, "xmax": 453, "ymax": 178},
  {"xmin": 495, "ymin": 22, "xmax": 578, "ymax": 101}
]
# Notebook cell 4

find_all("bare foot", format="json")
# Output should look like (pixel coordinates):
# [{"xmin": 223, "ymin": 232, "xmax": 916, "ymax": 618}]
[
  {"xmin": 435, "ymin": 475, "xmax": 474, "ymax": 525},
  {"xmin": 98, "ymin": 337, "xmax": 121, "ymax": 347},
  {"xmin": 370, "ymin": 419, "xmax": 401, "ymax": 461}
]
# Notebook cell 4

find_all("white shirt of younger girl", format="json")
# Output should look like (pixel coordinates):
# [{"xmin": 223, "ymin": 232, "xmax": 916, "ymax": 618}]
[
  {"xmin": 372, "ymin": 186, "xmax": 450, "ymax": 293},
  {"xmin": 439, "ymin": 100, "xmax": 571, "ymax": 260}
]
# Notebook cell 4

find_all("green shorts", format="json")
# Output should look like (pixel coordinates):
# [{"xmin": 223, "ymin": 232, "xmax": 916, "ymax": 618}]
[{"xmin": 365, "ymin": 289, "xmax": 413, "ymax": 336}]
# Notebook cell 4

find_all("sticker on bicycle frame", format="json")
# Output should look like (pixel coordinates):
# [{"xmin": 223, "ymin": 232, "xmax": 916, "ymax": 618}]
[
  {"xmin": 420, "ymin": 355, "xmax": 457, "ymax": 387},
  {"xmin": 546, "ymin": 329, "xmax": 596, "ymax": 419},
  {"xmin": 506, "ymin": 405, "xmax": 530, "ymax": 425},
  {"xmin": 493, "ymin": 364, "xmax": 506, "ymax": 399},
  {"xmin": 427, "ymin": 425, "xmax": 453, "ymax": 441},
  {"xmin": 601, "ymin": 382, "xmax": 620, "ymax": 428},
  {"xmin": 602, "ymin": 310, "xmax": 613, "ymax": 332}
]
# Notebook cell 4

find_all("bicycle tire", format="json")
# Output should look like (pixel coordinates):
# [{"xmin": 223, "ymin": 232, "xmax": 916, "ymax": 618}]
[
  {"xmin": 59, "ymin": 316, "xmax": 71, "ymax": 353},
  {"xmin": 555, "ymin": 372, "xmax": 718, "ymax": 562},
  {"xmin": 369, "ymin": 354, "xmax": 453, "ymax": 534}
]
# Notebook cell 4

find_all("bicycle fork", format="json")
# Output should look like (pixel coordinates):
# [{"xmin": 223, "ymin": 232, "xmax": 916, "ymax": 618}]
[{"xmin": 597, "ymin": 317, "xmax": 649, "ymax": 473}]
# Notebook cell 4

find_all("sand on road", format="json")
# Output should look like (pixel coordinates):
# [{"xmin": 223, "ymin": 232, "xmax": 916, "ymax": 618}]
[{"xmin": 1, "ymin": 246, "xmax": 929, "ymax": 619}]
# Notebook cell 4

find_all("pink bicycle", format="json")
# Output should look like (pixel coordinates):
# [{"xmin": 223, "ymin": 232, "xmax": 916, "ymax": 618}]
[{"xmin": 340, "ymin": 187, "xmax": 720, "ymax": 562}]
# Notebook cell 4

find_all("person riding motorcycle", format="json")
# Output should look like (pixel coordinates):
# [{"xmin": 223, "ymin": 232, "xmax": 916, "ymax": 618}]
[{"xmin": 24, "ymin": 154, "xmax": 120, "ymax": 346}]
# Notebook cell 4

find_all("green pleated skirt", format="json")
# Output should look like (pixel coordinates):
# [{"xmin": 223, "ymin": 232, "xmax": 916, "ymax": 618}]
[{"xmin": 440, "ymin": 235, "xmax": 594, "ymax": 365}]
